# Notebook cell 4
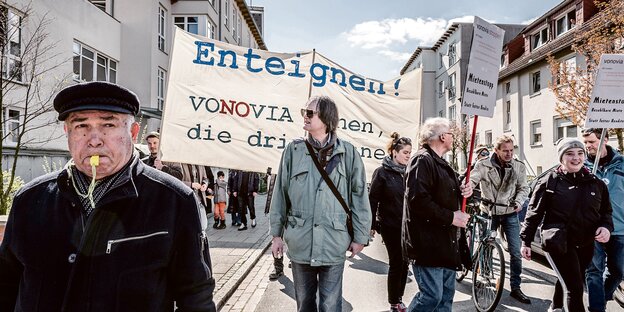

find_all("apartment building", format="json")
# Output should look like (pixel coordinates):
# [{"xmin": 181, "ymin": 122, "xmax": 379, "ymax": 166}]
[
  {"xmin": 1, "ymin": 0, "xmax": 265, "ymax": 181},
  {"xmin": 474, "ymin": 0, "xmax": 606, "ymax": 176}
]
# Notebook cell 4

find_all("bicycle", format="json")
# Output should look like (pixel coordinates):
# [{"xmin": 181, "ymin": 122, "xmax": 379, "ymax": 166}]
[{"xmin": 456, "ymin": 196, "xmax": 507, "ymax": 312}]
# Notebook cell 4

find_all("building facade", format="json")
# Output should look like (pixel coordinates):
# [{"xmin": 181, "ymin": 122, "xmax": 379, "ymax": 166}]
[{"xmin": 1, "ymin": 0, "xmax": 265, "ymax": 181}]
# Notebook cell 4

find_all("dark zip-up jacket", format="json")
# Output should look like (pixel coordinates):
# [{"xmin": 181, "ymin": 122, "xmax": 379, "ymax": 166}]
[
  {"xmin": 402, "ymin": 145, "xmax": 466, "ymax": 270},
  {"xmin": 369, "ymin": 162, "xmax": 405, "ymax": 232},
  {"xmin": 0, "ymin": 157, "xmax": 216, "ymax": 311},
  {"xmin": 520, "ymin": 167, "xmax": 614, "ymax": 249}
]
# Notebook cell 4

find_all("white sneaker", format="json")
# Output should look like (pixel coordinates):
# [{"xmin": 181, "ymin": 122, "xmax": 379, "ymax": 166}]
[{"xmin": 251, "ymin": 219, "xmax": 257, "ymax": 228}]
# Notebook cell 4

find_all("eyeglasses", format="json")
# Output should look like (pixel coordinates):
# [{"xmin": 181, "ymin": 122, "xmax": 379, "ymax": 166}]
[
  {"xmin": 443, "ymin": 132, "xmax": 454, "ymax": 137},
  {"xmin": 391, "ymin": 137, "xmax": 412, "ymax": 149},
  {"xmin": 300, "ymin": 108, "xmax": 318, "ymax": 119},
  {"xmin": 479, "ymin": 150, "xmax": 490, "ymax": 157}
]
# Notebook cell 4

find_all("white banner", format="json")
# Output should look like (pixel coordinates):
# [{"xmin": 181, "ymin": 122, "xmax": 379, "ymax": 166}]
[
  {"xmin": 585, "ymin": 54, "xmax": 624, "ymax": 128},
  {"xmin": 160, "ymin": 28, "xmax": 421, "ymax": 180},
  {"xmin": 460, "ymin": 16, "xmax": 505, "ymax": 118}
]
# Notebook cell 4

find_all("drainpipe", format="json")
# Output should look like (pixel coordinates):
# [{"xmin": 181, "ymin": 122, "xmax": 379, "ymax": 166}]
[
  {"xmin": 218, "ymin": 0, "xmax": 222, "ymax": 40},
  {"xmin": 517, "ymin": 75, "xmax": 535, "ymax": 176}
]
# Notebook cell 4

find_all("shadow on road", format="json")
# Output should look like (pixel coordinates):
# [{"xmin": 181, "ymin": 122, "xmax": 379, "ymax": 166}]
[{"xmin": 346, "ymin": 251, "xmax": 388, "ymax": 275}]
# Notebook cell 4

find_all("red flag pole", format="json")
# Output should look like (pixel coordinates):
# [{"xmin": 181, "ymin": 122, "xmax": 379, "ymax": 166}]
[{"xmin": 461, "ymin": 115, "xmax": 478, "ymax": 212}]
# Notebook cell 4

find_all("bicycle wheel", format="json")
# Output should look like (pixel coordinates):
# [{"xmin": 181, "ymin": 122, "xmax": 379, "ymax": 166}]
[{"xmin": 471, "ymin": 240, "xmax": 505, "ymax": 312}]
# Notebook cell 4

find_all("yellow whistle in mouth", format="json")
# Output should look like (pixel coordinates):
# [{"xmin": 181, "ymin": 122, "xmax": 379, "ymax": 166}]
[{"xmin": 90, "ymin": 155, "xmax": 100, "ymax": 167}]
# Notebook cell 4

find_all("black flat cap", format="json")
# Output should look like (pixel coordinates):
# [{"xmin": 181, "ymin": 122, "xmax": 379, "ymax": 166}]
[{"xmin": 54, "ymin": 81, "xmax": 140, "ymax": 121}]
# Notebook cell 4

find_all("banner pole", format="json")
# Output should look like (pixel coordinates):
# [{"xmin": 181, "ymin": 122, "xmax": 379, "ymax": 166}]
[
  {"xmin": 461, "ymin": 115, "xmax": 478, "ymax": 213},
  {"xmin": 307, "ymin": 49, "xmax": 317, "ymax": 99},
  {"xmin": 592, "ymin": 128, "xmax": 607, "ymax": 175}
]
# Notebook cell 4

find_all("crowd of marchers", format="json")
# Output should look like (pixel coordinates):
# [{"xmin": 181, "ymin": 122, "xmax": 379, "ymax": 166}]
[{"xmin": 0, "ymin": 81, "xmax": 622, "ymax": 312}]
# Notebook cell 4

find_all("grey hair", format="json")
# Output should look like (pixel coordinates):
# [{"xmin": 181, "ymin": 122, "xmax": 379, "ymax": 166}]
[
  {"xmin": 418, "ymin": 117, "xmax": 451, "ymax": 145},
  {"xmin": 307, "ymin": 96, "xmax": 339, "ymax": 133}
]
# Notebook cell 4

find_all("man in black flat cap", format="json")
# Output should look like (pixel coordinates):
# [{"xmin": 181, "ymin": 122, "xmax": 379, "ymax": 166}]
[
  {"xmin": 142, "ymin": 131, "xmax": 184, "ymax": 180},
  {"xmin": 0, "ymin": 81, "xmax": 216, "ymax": 311}
]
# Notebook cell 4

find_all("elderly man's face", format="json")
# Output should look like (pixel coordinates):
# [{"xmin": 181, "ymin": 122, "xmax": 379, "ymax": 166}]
[{"xmin": 65, "ymin": 110, "xmax": 139, "ymax": 179}]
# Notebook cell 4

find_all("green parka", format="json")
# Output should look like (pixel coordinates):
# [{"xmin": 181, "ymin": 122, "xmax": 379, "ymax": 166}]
[{"xmin": 270, "ymin": 138, "xmax": 371, "ymax": 266}]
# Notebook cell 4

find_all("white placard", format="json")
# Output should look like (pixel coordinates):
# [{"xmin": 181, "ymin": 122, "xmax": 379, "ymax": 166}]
[
  {"xmin": 585, "ymin": 54, "xmax": 624, "ymax": 128},
  {"xmin": 460, "ymin": 16, "xmax": 505, "ymax": 118}
]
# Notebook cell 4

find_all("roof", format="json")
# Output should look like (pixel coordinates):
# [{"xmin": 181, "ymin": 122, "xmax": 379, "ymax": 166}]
[{"xmin": 234, "ymin": 0, "xmax": 267, "ymax": 50}]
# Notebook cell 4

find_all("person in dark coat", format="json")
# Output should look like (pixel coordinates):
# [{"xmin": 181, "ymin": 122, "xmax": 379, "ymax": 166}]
[
  {"xmin": 0, "ymin": 81, "xmax": 216, "ymax": 311},
  {"xmin": 520, "ymin": 138, "xmax": 613, "ymax": 312},
  {"xmin": 233, "ymin": 170, "xmax": 260, "ymax": 230},
  {"xmin": 402, "ymin": 117, "xmax": 472, "ymax": 311},
  {"xmin": 141, "ymin": 131, "xmax": 183, "ymax": 180},
  {"xmin": 369, "ymin": 132, "xmax": 412, "ymax": 312},
  {"xmin": 228, "ymin": 169, "xmax": 241, "ymax": 226}
]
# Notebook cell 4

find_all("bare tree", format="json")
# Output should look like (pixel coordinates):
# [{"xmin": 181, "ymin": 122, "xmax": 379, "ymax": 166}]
[
  {"xmin": 449, "ymin": 121, "xmax": 469, "ymax": 171},
  {"xmin": 0, "ymin": 2, "xmax": 69, "ymax": 214},
  {"xmin": 548, "ymin": 0, "xmax": 624, "ymax": 152}
]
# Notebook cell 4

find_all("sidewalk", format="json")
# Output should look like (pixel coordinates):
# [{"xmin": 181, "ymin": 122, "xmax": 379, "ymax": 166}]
[{"xmin": 207, "ymin": 193, "xmax": 272, "ymax": 310}]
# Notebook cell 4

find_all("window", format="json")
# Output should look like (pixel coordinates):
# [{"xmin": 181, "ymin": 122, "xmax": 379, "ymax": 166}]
[
  {"xmin": 448, "ymin": 73, "xmax": 456, "ymax": 99},
  {"xmin": 448, "ymin": 42, "xmax": 456, "ymax": 64},
  {"xmin": 1, "ymin": 7, "xmax": 22, "ymax": 81},
  {"xmin": 500, "ymin": 54, "xmax": 505, "ymax": 68},
  {"xmin": 208, "ymin": 20, "xmax": 216, "ymax": 39},
  {"xmin": 438, "ymin": 110, "xmax": 443, "ymax": 117},
  {"xmin": 531, "ymin": 27, "xmax": 548, "ymax": 50},
  {"xmin": 439, "ymin": 53, "xmax": 443, "ymax": 68},
  {"xmin": 5, "ymin": 108, "xmax": 21, "ymax": 143},
  {"xmin": 224, "ymin": 0, "xmax": 229, "ymax": 29},
  {"xmin": 504, "ymin": 101, "xmax": 511, "ymax": 131},
  {"xmin": 158, "ymin": 5, "xmax": 166, "ymax": 51},
  {"xmin": 448, "ymin": 105, "xmax": 456, "ymax": 121},
  {"xmin": 174, "ymin": 16, "xmax": 199, "ymax": 35},
  {"xmin": 485, "ymin": 131, "xmax": 493, "ymax": 147},
  {"xmin": 237, "ymin": 12, "xmax": 242, "ymax": 44},
  {"xmin": 157, "ymin": 67, "xmax": 166, "ymax": 110},
  {"xmin": 232, "ymin": 8, "xmax": 238, "ymax": 40},
  {"xmin": 73, "ymin": 41, "xmax": 117, "ymax": 83},
  {"xmin": 89, "ymin": 0, "xmax": 107, "ymax": 12},
  {"xmin": 554, "ymin": 117, "xmax": 577, "ymax": 142},
  {"xmin": 557, "ymin": 56, "xmax": 577, "ymax": 84},
  {"xmin": 530, "ymin": 120, "xmax": 542, "ymax": 145},
  {"xmin": 505, "ymin": 81, "xmax": 511, "ymax": 94},
  {"xmin": 555, "ymin": 11, "xmax": 576, "ymax": 37},
  {"xmin": 530, "ymin": 71, "xmax": 541, "ymax": 94},
  {"xmin": 438, "ymin": 80, "xmax": 444, "ymax": 98}
]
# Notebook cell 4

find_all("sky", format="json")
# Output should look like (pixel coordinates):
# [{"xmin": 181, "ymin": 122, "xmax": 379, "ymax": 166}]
[{"xmin": 249, "ymin": 0, "xmax": 563, "ymax": 81}]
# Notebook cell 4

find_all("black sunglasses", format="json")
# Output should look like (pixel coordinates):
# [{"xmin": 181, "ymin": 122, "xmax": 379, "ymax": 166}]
[
  {"xmin": 479, "ymin": 150, "xmax": 490, "ymax": 156},
  {"xmin": 300, "ymin": 108, "xmax": 318, "ymax": 119}
]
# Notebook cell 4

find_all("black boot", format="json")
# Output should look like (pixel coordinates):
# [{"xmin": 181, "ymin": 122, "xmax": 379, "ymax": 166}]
[
  {"xmin": 212, "ymin": 219, "xmax": 219, "ymax": 229},
  {"xmin": 217, "ymin": 219, "xmax": 226, "ymax": 229},
  {"xmin": 269, "ymin": 256, "xmax": 284, "ymax": 280}
]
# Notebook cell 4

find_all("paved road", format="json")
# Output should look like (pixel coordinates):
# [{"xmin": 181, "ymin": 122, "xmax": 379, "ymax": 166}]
[{"xmin": 225, "ymin": 232, "xmax": 621, "ymax": 311}]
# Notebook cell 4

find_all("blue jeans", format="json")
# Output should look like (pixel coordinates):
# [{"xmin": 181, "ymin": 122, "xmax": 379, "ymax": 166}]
[
  {"xmin": 586, "ymin": 235, "xmax": 624, "ymax": 312},
  {"xmin": 491, "ymin": 212, "xmax": 522, "ymax": 290},
  {"xmin": 291, "ymin": 262, "xmax": 345, "ymax": 312},
  {"xmin": 408, "ymin": 265, "xmax": 455, "ymax": 312}
]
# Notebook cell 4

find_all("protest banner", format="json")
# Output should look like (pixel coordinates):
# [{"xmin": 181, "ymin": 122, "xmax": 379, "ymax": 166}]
[
  {"xmin": 159, "ymin": 27, "xmax": 421, "ymax": 180},
  {"xmin": 459, "ymin": 16, "xmax": 505, "ymax": 211},
  {"xmin": 584, "ymin": 54, "xmax": 624, "ymax": 173},
  {"xmin": 585, "ymin": 54, "xmax": 624, "ymax": 129}
]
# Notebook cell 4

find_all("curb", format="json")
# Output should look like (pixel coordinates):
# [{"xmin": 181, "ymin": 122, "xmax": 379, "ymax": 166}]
[{"xmin": 215, "ymin": 231, "xmax": 272, "ymax": 311}]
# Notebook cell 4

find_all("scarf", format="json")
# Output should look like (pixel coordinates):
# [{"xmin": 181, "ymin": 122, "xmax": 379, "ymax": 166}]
[
  {"xmin": 382, "ymin": 155, "xmax": 406, "ymax": 174},
  {"xmin": 69, "ymin": 155, "xmax": 135, "ymax": 217},
  {"xmin": 307, "ymin": 132, "xmax": 337, "ymax": 168}
]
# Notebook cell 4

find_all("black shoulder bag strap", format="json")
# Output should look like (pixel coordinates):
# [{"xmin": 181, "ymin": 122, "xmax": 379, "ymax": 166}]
[{"xmin": 304, "ymin": 140, "xmax": 354, "ymax": 240}]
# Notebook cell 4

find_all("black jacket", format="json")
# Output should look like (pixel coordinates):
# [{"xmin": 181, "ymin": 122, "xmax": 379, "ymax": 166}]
[
  {"xmin": 0, "ymin": 157, "xmax": 216, "ymax": 311},
  {"xmin": 369, "ymin": 163, "xmax": 405, "ymax": 232},
  {"xmin": 402, "ymin": 145, "xmax": 466, "ymax": 270},
  {"xmin": 232, "ymin": 171, "xmax": 259, "ymax": 196},
  {"xmin": 520, "ymin": 167, "xmax": 613, "ymax": 249}
]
